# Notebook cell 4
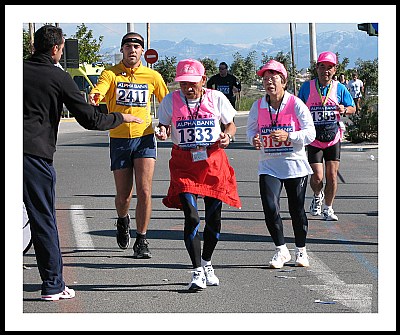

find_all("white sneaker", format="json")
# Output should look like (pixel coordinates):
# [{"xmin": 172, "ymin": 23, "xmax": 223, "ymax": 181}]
[
  {"xmin": 41, "ymin": 286, "xmax": 75, "ymax": 301},
  {"xmin": 204, "ymin": 265, "xmax": 220, "ymax": 286},
  {"xmin": 188, "ymin": 269, "xmax": 206, "ymax": 290},
  {"xmin": 269, "ymin": 248, "xmax": 291, "ymax": 269},
  {"xmin": 295, "ymin": 248, "xmax": 310, "ymax": 267},
  {"xmin": 310, "ymin": 191, "xmax": 324, "ymax": 216},
  {"xmin": 322, "ymin": 207, "xmax": 338, "ymax": 221}
]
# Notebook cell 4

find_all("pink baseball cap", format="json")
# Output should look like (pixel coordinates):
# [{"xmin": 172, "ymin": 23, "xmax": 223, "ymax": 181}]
[
  {"xmin": 175, "ymin": 59, "xmax": 205, "ymax": 82},
  {"xmin": 317, "ymin": 51, "xmax": 337, "ymax": 65},
  {"xmin": 257, "ymin": 60, "xmax": 287, "ymax": 79}
]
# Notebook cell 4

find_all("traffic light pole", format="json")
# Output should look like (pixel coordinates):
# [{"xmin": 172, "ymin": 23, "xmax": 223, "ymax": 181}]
[{"xmin": 357, "ymin": 23, "xmax": 378, "ymax": 36}]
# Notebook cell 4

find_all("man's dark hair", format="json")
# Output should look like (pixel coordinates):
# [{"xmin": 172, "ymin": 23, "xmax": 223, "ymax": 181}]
[
  {"xmin": 33, "ymin": 25, "xmax": 64, "ymax": 54},
  {"xmin": 219, "ymin": 62, "xmax": 228, "ymax": 69}
]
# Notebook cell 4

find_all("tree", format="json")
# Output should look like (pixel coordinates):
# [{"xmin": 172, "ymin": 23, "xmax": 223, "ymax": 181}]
[
  {"xmin": 22, "ymin": 23, "xmax": 103, "ymax": 65},
  {"xmin": 23, "ymin": 29, "xmax": 32, "ymax": 59},
  {"xmin": 343, "ymin": 58, "xmax": 378, "ymax": 143},
  {"xmin": 231, "ymin": 50, "xmax": 257, "ymax": 85},
  {"xmin": 153, "ymin": 56, "xmax": 177, "ymax": 84},
  {"xmin": 354, "ymin": 58, "xmax": 378, "ymax": 95},
  {"xmin": 200, "ymin": 57, "xmax": 217, "ymax": 78},
  {"xmin": 70, "ymin": 24, "xmax": 104, "ymax": 64},
  {"xmin": 335, "ymin": 54, "xmax": 350, "ymax": 76}
]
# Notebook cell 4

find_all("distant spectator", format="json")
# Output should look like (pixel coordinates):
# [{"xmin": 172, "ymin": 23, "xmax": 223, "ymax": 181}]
[
  {"xmin": 338, "ymin": 73, "xmax": 348, "ymax": 86},
  {"xmin": 207, "ymin": 62, "xmax": 241, "ymax": 108},
  {"xmin": 207, "ymin": 62, "xmax": 241, "ymax": 135},
  {"xmin": 347, "ymin": 72, "xmax": 364, "ymax": 113}
]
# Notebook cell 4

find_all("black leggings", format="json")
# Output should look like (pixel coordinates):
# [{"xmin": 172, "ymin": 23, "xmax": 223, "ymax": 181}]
[
  {"xmin": 259, "ymin": 174, "xmax": 309, "ymax": 248},
  {"xmin": 179, "ymin": 193, "xmax": 222, "ymax": 268}
]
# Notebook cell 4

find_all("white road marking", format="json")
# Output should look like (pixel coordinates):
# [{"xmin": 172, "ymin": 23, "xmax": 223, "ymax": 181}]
[
  {"xmin": 68, "ymin": 204, "xmax": 373, "ymax": 312},
  {"xmin": 70, "ymin": 205, "xmax": 95, "ymax": 250},
  {"xmin": 305, "ymin": 251, "xmax": 373, "ymax": 313}
]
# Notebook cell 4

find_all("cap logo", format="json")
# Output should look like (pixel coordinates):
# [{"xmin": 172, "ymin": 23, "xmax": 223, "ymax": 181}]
[{"xmin": 180, "ymin": 64, "xmax": 197, "ymax": 75}]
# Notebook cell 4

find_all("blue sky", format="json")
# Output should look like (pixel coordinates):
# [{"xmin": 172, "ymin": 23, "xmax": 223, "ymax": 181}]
[
  {"xmin": 16, "ymin": 5, "xmax": 390, "ymax": 48},
  {"xmin": 24, "ymin": 22, "xmax": 364, "ymax": 49}
]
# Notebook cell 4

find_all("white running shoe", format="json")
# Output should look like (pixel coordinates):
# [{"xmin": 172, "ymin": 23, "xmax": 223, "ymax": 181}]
[
  {"xmin": 188, "ymin": 269, "xmax": 206, "ymax": 291},
  {"xmin": 310, "ymin": 191, "xmax": 324, "ymax": 216},
  {"xmin": 295, "ymin": 248, "xmax": 310, "ymax": 267},
  {"xmin": 41, "ymin": 286, "xmax": 75, "ymax": 301},
  {"xmin": 204, "ymin": 265, "xmax": 220, "ymax": 286},
  {"xmin": 322, "ymin": 207, "xmax": 339, "ymax": 221},
  {"xmin": 269, "ymin": 248, "xmax": 291, "ymax": 269}
]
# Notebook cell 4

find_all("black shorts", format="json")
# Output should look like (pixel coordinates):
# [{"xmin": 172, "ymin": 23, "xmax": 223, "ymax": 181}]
[{"xmin": 307, "ymin": 141, "xmax": 341, "ymax": 163}]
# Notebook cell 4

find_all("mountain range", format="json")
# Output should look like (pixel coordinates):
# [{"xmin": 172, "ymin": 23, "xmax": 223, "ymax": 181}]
[{"xmin": 101, "ymin": 30, "xmax": 378, "ymax": 70}]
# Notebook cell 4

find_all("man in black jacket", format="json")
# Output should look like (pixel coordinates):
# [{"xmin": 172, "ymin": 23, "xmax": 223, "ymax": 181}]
[
  {"xmin": 206, "ymin": 62, "xmax": 241, "ymax": 108},
  {"xmin": 23, "ymin": 25, "xmax": 141, "ymax": 301},
  {"xmin": 206, "ymin": 62, "xmax": 241, "ymax": 135}
]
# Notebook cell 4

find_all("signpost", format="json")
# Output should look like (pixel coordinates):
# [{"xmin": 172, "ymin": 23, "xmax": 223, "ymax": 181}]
[
  {"xmin": 144, "ymin": 48, "xmax": 158, "ymax": 65},
  {"xmin": 144, "ymin": 49, "xmax": 159, "ymax": 117}
]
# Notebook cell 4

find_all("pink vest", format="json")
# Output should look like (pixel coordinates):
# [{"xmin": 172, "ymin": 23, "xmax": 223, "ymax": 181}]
[
  {"xmin": 257, "ymin": 94, "xmax": 299, "ymax": 156},
  {"xmin": 171, "ymin": 89, "xmax": 221, "ymax": 148},
  {"xmin": 306, "ymin": 79, "xmax": 342, "ymax": 148}
]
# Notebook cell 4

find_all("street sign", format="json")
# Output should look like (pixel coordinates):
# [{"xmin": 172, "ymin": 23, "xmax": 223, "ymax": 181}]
[{"xmin": 144, "ymin": 48, "xmax": 158, "ymax": 64}]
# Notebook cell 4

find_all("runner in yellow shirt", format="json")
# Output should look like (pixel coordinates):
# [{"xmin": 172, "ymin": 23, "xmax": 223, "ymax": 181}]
[{"xmin": 89, "ymin": 32, "xmax": 169, "ymax": 258}]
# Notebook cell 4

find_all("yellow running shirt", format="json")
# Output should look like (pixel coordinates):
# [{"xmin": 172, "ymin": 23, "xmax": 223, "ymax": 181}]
[{"xmin": 91, "ymin": 61, "xmax": 168, "ymax": 138}]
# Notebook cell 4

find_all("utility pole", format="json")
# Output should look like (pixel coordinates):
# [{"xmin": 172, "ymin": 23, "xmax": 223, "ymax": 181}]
[
  {"xmin": 309, "ymin": 23, "xmax": 317, "ymax": 66},
  {"xmin": 289, "ymin": 23, "xmax": 297, "ymax": 95},
  {"xmin": 127, "ymin": 23, "xmax": 134, "ymax": 32},
  {"xmin": 146, "ymin": 23, "xmax": 156, "ymax": 118},
  {"xmin": 146, "ymin": 23, "xmax": 150, "ymax": 52}
]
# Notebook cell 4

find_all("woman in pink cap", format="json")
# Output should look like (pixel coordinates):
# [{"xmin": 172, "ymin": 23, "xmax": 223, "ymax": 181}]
[
  {"xmin": 155, "ymin": 59, "xmax": 242, "ymax": 290},
  {"xmin": 246, "ymin": 60, "xmax": 316, "ymax": 269}
]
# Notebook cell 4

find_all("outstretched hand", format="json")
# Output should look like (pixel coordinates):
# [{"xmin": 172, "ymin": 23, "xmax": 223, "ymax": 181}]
[{"xmin": 122, "ymin": 114, "xmax": 144, "ymax": 124}]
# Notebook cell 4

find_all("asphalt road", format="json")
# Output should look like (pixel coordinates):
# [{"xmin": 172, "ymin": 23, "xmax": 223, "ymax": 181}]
[{"xmin": 16, "ymin": 114, "xmax": 394, "ymax": 331}]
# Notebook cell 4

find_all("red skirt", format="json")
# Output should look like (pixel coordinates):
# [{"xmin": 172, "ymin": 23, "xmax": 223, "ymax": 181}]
[{"xmin": 162, "ymin": 144, "xmax": 242, "ymax": 210}]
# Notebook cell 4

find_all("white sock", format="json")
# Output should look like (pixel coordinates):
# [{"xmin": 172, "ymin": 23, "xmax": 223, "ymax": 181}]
[
  {"xmin": 323, "ymin": 205, "xmax": 333, "ymax": 211},
  {"xmin": 276, "ymin": 244, "xmax": 289, "ymax": 253},
  {"xmin": 194, "ymin": 266, "xmax": 203, "ymax": 273},
  {"xmin": 201, "ymin": 258, "xmax": 211, "ymax": 267},
  {"xmin": 296, "ymin": 246, "xmax": 306, "ymax": 253}
]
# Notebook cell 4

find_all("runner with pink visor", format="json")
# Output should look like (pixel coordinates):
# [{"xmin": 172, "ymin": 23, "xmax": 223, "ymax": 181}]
[
  {"xmin": 317, "ymin": 51, "xmax": 337, "ymax": 65},
  {"xmin": 174, "ymin": 58, "xmax": 205, "ymax": 82},
  {"xmin": 256, "ymin": 59, "xmax": 288, "ymax": 79}
]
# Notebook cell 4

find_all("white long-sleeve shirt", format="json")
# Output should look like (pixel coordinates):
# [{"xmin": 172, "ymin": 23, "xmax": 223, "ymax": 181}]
[{"xmin": 246, "ymin": 91, "xmax": 316, "ymax": 179}]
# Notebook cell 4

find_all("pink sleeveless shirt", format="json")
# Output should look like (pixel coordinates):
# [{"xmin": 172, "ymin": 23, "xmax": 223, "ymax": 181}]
[
  {"xmin": 257, "ymin": 94, "xmax": 300, "ymax": 157},
  {"xmin": 306, "ymin": 79, "xmax": 343, "ymax": 149},
  {"xmin": 171, "ymin": 89, "xmax": 221, "ymax": 149}
]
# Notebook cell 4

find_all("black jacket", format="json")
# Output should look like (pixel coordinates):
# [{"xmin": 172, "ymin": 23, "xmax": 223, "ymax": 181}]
[
  {"xmin": 23, "ymin": 53, "xmax": 124, "ymax": 160},
  {"xmin": 206, "ymin": 73, "xmax": 241, "ymax": 99}
]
